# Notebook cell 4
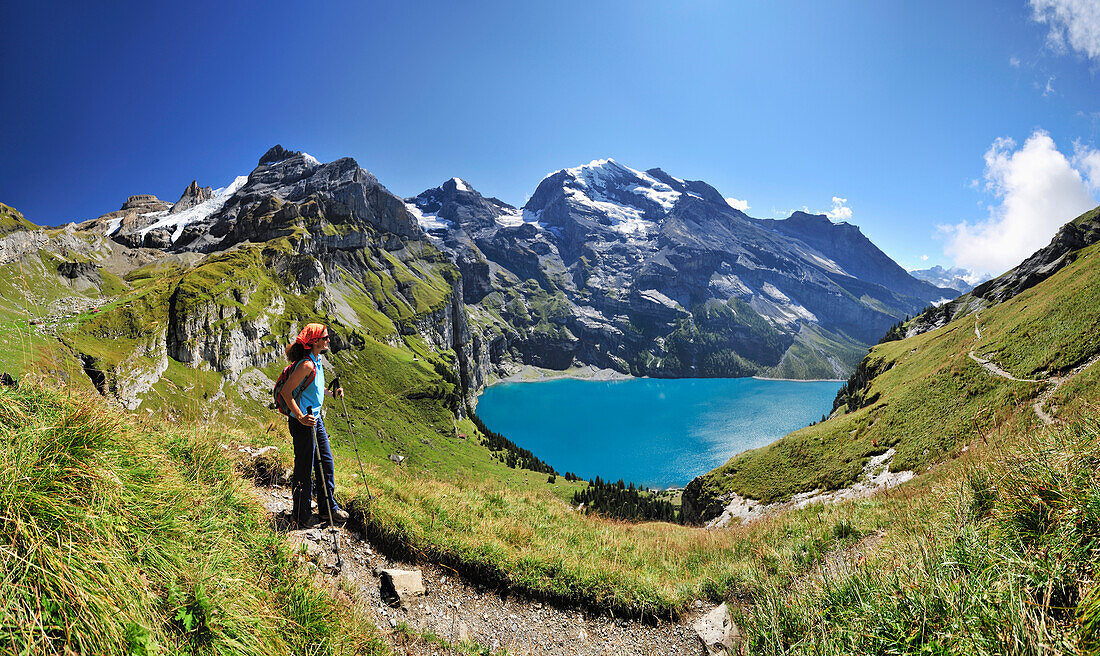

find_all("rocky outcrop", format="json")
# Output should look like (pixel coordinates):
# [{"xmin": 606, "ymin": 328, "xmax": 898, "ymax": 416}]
[
  {"xmin": 112, "ymin": 328, "xmax": 170, "ymax": 410},
  {"xmin": 165, "ymin": 283, "xmax": 285, "ymax": 380},
  {"xmin": 170, "ymin": 180, "xmax": 214, "ymax": 214}
]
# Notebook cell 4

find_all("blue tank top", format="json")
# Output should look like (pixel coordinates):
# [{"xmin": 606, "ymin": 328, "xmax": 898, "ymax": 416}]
[{"xmin": 297, "ymin": 353, "xmax": 325, "ymax": 417}]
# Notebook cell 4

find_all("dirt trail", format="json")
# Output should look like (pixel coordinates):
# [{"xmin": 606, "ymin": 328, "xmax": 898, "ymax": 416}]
[
  {"xmin": 968, "ymin": 312, "xmax": 1099, "ymax": 425},
  {"xmin": 252, "ymin": 485, "xmax": 708, "ymax": 656}
]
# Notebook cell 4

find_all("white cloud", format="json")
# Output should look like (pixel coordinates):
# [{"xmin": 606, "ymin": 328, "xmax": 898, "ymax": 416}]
[
  {"xmin": 825, "ymin": 196, "xmax": 853, "ymax": 221},
  {"xmin": 725, "ymin": 197, "xmax": 750, "ymax": 212},
  {"xmin": 1075, "ymin": 140, "xmax": 1100, "ymax": 193},
  {"xmin": 943, "ymin": 130, "xmax": 1099, "ymax": 276},
  {"xmin": 1010, "ymin": 55, "xmax": 1022, "ymax": 67},
  {"xmin": 1043, "ymin": 75, "xmax": 1057, "ymax": 96},
  {"xmin": 921, "ymin": 254, "xmax": 930, "ymax": 261},
  {"xmin": 1030, "ymin": 0, "xmax": 1100, "ymax": 61}
]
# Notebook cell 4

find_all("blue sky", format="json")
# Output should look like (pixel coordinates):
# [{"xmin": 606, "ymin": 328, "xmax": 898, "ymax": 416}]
[{"xmin": 2, "ymin": 0, "xmax": 1098, "ymax": 275}]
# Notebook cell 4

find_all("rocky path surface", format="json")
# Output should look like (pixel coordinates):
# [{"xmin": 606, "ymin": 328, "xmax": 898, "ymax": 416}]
[
  {"xmin": 251, "ymin": 484, "xmax": 710, "ymax": 656},
  {"xmin": 968, "ymin": 312, "xmax": 1099, "ymax": 425}
]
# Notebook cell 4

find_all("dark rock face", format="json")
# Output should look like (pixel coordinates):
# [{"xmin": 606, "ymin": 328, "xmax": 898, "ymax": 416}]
[
  {"xmin": 258, "ymin": 144, "xmax": 302, "ymax": 166},
  {"xmin": 57, "ymin": 261, "xmax": 100, "ymax": 280},
  {"xmin": 143, "ymin": 228, "xmax": 173, "ymax": 249},
  {"xmin": 409, "ymin": 160, "xmax": 950, "ymax": 380},
  {"xmin": 176, "ymin": 149, "xmax": 423, "ymax": 252},
  {"xmin": 170, "ymin": 180, "xmax": 214, "ymax": 214}
]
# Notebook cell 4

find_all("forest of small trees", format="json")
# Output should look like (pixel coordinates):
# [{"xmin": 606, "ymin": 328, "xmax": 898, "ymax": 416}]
[
  {"xmin": 572, "ymin": 477, "xmax": 681, "ymax": 523},
  {"xmin": 469, "ymin": 412, "xmax": 558, "ymax": 475}
]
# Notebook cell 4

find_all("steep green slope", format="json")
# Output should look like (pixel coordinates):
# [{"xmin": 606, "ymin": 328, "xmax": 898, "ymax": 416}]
[
  {"xmin": 683, "ymin": 228, "xmax": 1100, "ymax": 517},
  {"xmin": 1, "ymin": 383, "xmax": 390, "ymax": 655},
  {"xmin": 0, "ymin": 202, "xmax": 36, "ymax": 235}
]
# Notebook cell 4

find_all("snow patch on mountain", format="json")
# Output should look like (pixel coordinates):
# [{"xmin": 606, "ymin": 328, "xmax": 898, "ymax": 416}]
[
  {"xmin": 139, "ymin": 175, "xmax": 248, "ymax": 243},
  {"xmin": 105, "ymin": 217, "xmax": 125, "ymax": 237},
  {"xmin": 451, "ymin": 177, "xmax": 470, "ymax": 192},
  {"xmin": 559, "ymin": 159, "xmax": 685, "ymax": 236},
  {"xmin": 494, "ymin": 207, "xmax": 525, "ymax": 227},
  {"xmin": 404, "ymin": 202, "xmax": 452, "ymax": 232}
]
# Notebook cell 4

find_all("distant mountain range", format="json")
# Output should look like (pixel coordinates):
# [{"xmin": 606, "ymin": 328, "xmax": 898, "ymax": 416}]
[
  {"xmin": 10, "ymin": 147, "xmax": 958, "ymax": 409},
  {"xmin": 909, "ymin": 265, "xmax": 990, "ymax": 296}
]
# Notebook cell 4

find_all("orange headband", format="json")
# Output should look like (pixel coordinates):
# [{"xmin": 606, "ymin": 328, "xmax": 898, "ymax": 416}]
[{"xmin": 294, "ymin": 323, "xmax": 327, "ymax": 348}]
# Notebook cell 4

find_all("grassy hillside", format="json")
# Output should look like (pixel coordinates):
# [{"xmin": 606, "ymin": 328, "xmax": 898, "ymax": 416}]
[
  {"xmin": 8, "ymin": 377, "xmax": 1096, "ymax": 652},
  {"xmin": 1, "ymin": 382, "xmax": 390, "ymax": 655},
  {"xmin": 0, "ymin": 202, "xmax": 36, "ymax": 235}
]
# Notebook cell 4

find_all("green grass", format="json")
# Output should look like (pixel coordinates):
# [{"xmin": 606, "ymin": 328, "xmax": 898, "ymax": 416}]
[
  {"xmin": 0, "ymin": 202, "xmax": 37, "ymax": 235},
  {"xmin": 737, "ymin": 418, "xmax": 1100, "ymax": 654},
  {"xmin": 0, "ymin": 382, "xmax": 392, "ymax": 655},
  {"xmin": 976, "ymin": 241, "xmax": 1100, "ymax": 377}
]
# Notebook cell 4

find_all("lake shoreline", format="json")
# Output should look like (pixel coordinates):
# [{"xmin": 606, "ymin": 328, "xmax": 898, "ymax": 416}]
[
  {"xmin": 487, "ymin": 365, "xmax": 845, "ymax": 387},
  {"xmin": 751, "ymin": 376, "xmax": 846, "ymax": 383},
  {"xmin": 493, "ymin": 364, "xmax": 635, "ymax": 385}
]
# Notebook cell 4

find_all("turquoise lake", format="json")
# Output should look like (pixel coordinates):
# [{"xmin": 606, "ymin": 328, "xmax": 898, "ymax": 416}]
[{"xmin": 476, "ymin": 377, "xmax": 843, "ymax": 488}]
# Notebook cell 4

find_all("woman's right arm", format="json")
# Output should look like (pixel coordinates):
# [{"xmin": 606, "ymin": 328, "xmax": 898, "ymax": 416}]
[{"xmin": 281, "ymin": 360, "xmax": 316, "ymax": 426}]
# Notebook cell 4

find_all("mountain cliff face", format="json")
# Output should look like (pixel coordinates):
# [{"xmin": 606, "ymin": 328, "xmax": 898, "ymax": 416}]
[{"xmin": 410, "ymin": 159, "xmax": 953, "ymax": 380}]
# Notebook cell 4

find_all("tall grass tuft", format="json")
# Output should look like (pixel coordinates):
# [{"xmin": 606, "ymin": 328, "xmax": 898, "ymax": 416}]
[
  {"xmin": 737, "ymin": 418, "xmax": 1100, "ymax": 654},
  {"xmin": 0, "ymin": 383, "xmax": 390, "ymax": 655}
]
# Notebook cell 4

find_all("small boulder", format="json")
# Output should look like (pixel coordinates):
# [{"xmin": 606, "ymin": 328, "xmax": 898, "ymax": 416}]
[
  {"xmin": 389, "ymin": 454, "xmax": 405, "ymax": 464},
  {"xmin": 693, "ymin": 603, "xmax": 741, "ymax": 655},
  {"xmin": 380, "ymin": 568, "xmax": 425, "ymax": 606}
]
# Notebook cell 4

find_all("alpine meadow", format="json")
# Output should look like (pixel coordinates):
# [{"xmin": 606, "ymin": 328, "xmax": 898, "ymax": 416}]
[{"xmin": 3, "ymin": 2, "xmax": 1100, "ymax": 654}]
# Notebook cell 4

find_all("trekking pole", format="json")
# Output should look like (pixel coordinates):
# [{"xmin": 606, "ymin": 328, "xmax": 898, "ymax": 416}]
[
  {"xmin": 307, "ymin": 406, "xmax": 343, "ymax": 568},
  {"xmin": 328, "ymin": 376, "xmax": 371, "ymax": 501}
]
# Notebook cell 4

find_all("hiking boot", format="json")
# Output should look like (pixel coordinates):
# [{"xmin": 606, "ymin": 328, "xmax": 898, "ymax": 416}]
[
  {"xmin": 291, "ymin": 514, "xmax": 314, "ymax": 530},
  {"xmin": 330, "ymin": 507, "xmax": 350, "ymax": 522}
]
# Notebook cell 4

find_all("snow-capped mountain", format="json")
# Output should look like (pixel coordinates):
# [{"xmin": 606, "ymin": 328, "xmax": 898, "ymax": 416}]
[
  {"xmin": 909, "ymin": 265, "xmax": 990, "ymax": 295},
  {"xmin": 408, "ymin": 158, "xmax": 955, "ymax": 378}
]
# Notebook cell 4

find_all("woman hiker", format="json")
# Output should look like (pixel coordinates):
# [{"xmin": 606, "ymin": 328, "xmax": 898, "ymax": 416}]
[{"xmin": 281, "ymin": 323, "xmax": 350, "ymax": 527}]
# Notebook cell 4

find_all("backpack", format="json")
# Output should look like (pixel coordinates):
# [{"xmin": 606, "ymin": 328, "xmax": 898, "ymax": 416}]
[{"xmin": 272, "ymin": 358, "xmax": 316, "ymax": 416}]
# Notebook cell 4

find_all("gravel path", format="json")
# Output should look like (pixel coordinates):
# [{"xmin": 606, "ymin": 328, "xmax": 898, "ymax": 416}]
[
  {"xmin": 253, "ymin": 486, "xmax": 707, "ymax": 656},
  {"xmin": 969, "ymin": 312, "xmax": 1100, "ymax": 425}
]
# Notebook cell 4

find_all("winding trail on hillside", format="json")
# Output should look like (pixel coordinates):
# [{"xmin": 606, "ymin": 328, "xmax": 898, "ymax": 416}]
[
  {"xmin": 968, "ymin": 312, "xmax": 1100, "ymax": 425},
  {"xmin": 247, "ymin": 482, "xmax": 709, "ymax": 656}
]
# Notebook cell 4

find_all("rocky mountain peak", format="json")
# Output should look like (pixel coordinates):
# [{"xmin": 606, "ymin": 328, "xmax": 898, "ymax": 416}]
[
  {"xmin": 169, "ymin": 180, "xmax": 214, "ymax": 214},
  {"xmin": 407, "ymin": 177, "xmax": 522, "ymax": 236},
  {"xmin": 258, "ymin": 144, "xmax": 302, "ymax": 166},
  {"xmin": 121, "ymin": 194, "xmax": 168, "ymax": 212}
]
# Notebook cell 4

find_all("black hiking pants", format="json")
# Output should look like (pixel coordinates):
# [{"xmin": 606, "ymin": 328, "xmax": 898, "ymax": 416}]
[{"xmin": 288, "ymin": 414, "xmax": 340, "ymax": 525}]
